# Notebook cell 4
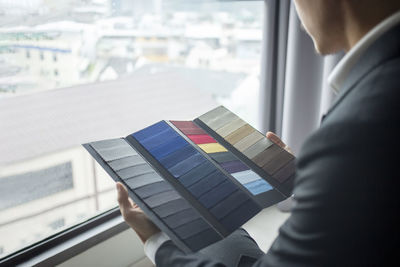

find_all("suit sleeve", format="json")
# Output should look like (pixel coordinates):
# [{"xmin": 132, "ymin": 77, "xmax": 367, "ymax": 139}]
[
  {"xmin": 155, "ymin": 114, "xmax": 399, "ymax": 266},
  {"xmin": 255, "ymin": 116, "xmax": 399, "ymax": 266},
  {"xmin": 155, "ymin": 240, "xmax": 226, "ymax": 267}
]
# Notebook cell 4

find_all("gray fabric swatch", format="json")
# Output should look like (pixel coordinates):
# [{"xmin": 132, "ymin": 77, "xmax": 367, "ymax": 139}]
[
  {"xmin": 117, "ymin": 163, "xmax": 154, "ymax": 179},
  {"xmin": 153, "ymin": 198, "xmax": 191, "ymax": 218},
  {"xmin": 143, "ymin": 190, "xmax": 181, "ymax": 208},
  {"xmin": 124, "ymin": 172, "xmax": 163, "ymax": 189},
  {"xmin": 164, "ymin": 208, "xmax": 200, "ymax": 229}
]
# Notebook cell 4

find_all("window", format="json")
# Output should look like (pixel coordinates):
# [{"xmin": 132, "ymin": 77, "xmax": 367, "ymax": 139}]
[{"xmin": 0, "ymin": 0, "xmax": 265, "ymax": 260}]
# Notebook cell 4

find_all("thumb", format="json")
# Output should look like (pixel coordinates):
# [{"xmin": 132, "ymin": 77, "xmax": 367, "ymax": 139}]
[
  {"xmin": 116, "ymin": 182, "xmax": 131, "ymax": 210},
  {"xmin": 266, "ymin": 131, "xmax": 286, "ymax": 149}
]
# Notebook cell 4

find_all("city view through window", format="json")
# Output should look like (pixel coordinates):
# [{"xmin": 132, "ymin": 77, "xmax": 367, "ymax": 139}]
[{"xmin": 0, "ymin": 0, "xmax": 264, "ymax": 258}]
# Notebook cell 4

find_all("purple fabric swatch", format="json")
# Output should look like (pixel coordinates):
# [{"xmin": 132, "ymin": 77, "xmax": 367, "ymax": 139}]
[{"xmin": 220, "ymin": 160, "xmax": 249, "ymax": 173}]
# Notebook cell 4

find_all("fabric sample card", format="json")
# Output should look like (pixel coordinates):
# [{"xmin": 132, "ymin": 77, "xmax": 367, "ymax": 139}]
[
  {"xmin": 216, "ymin": 118, "xmax": 247, "ymax": 137},
  {"xmin": 173, "ymin": 218, "xmax": 211, "ymax": 239},
  {"xmin": 225, "ymin": 124, "xmax": 254, "ymax": 144},
  {"xmin": 208, "ymin": 151, "xmax": 238, "ymax": 164},
  {"xmin": 90, "ymin": 138, "xmax": 128, "ymax": 150},
  {"xmin": 133, "ymin": 121, "xmax": 170, "ymax": 141},
  {"xmin": 244, "ymin": 179, "xmax": 272, "ymax": 195},
  {"xmin": 233, "ymin": 131, "xmax": 264, "ymax": 152},
  {"xmin": 163, "ymin": 208, "xmax": 200, "ymax": 229},
  {"xmin": 183, "ymin": 228, "xmax": 222, "ymax": 252},
  {"xmin": 123, "ymin": 172, "xmax": 164, "ymax": 189},
  {"xmin": 243, "ymin": 138, "xmax": 274, "ymax": 159},
  {"xmin": 140, "ymin": 129, "xmax": 179, "ymax": 150},
  {"xmin": 134, "ymin": 181, "xmax": 173, "ymax": 199},
  {"xmin": 253, "ymin": 145, "xmax": 283, "ymax": 167},
  {"xmin": 220, "ymin": 199, "xmax": 260, "ymax": 232},
  {"xmin": 178, "ymin": 161, "xmax": 217, "ymax": 187},
  {"xmin": 143, "ymin": 190, "xmax": 181, "ymax": 208},
  {"xmin": 159, "ymin": 145, "xmax": 197, "ymax": 169},
  {"xmin": 149, "ymin": 136, "xmax": 188, "ymax": 159},
  {"xmin": 152, "ymin": 198, "xmax": 191, "ymax": 218},
  {"xmin": 209, "ymin": 190, "xmax": 249, "ymax": 220},
  {"xmin": 220, "ymin": 160, "xmax": 249, "ymax": 173},
  {"xmin": 187, "ymin": 171, "xmax": 226, "ymax": 198},
  {"xmin": 168, "ymin": 153, "xmax": 206, "ymax": 178},
  {"xmin": 231, "ymin": 170, "xmax": 262, "ymax": 185},
  {"xmin": 108, "ymin": 155, "xmax": 146, "ymax": 171},
  {"xmin": 262, "ymin": 150, "xmax": 294, "ymax": 174},
  {"xmin": 198, "ymin": 180, "xmax": 238, "ymax": 209},
  {"xmin": 198, "ymin": 143, "xmax": 227, "ymax": 153},
  {"xmin": 187, "ymin": 135, "xmax": 217, "ymax": 144},
  {"xmin": 117, "ymin": 163, "xmax": 153, "ymax": 179},
  {"xmin": 273, "ymin": 159, "xmax": 295, "ymax": 183},
  {"xmin": 95, "ymin": 145, "xmax": 136, "ymax": 161}
]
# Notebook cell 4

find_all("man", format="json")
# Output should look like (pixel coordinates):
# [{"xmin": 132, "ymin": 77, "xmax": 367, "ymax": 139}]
[{"xmin": 117, "ymin": 0, "xmax": 400, "ymax": 265}]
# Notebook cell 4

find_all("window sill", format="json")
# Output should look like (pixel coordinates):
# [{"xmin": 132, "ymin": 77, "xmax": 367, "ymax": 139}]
[{"xmin": 0, "ymin": 208, "xmax": 128, "ymax": 267}]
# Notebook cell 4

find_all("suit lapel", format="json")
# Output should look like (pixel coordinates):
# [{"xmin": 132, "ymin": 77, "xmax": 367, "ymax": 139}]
[{"xmin": 321, "ymin": 23, "xmax": 400, "ymax": 124}]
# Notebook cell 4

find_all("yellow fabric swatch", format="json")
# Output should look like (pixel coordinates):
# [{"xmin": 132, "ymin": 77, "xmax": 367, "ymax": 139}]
[{"xmin": 198, "ymin": 143, "xmax": 227, "ymax": 153}]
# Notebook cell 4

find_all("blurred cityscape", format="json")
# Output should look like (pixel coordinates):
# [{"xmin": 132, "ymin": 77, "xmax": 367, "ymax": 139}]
[
  {"xmin": 0, "ymin": 0, "xmax": 263, "ymax": 99},
  {"xmin": 0, "ymin": 0, "xmax": 264, "ymax": 258}
]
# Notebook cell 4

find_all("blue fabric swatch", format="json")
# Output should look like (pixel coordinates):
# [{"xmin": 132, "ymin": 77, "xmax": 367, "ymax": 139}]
[
  {"xmin": 244, "ymin": 179, "xmax": 272, "ymax": 195},
  {"xmin": 188, "ymin": 171, "xmax": 226, "ymax": 198},
  {"xmin": 149, "ymin": 136, "xmax": 188, "ymax": 159},
  {"xmin": 159, "ymin": 145, "xmax": 197, "ymax": 169},
  {"xmin": 139, "ymin": 128, "xmax": 179, "ymax": 150},
  {"xmin": 168, "ymin": 153, "xmax": 206, "ymax": 178},
  {"xmin": 178, "ymin": 161, "xmax": 217, "ymax": 187},
  {"xmin": 132, "ymin": 121, "xmax": 170, "ymax": 141},
  {"xmin": 198, "ymin": 180, "xmax": 238, "ymax": 209}
]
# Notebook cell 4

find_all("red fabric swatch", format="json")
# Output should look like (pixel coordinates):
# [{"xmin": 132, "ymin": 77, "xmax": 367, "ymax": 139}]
[{"xmin": 187, "ymin": 134, "xmax": 217, "ymax": 144}]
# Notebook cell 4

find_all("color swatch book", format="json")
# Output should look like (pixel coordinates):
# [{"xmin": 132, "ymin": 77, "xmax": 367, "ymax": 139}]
[{"xmin": 83, "ymin": 106, "xmax": 295, "ymax": 253}]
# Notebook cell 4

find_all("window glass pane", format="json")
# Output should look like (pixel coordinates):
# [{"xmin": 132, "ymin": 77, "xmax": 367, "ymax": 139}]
[{"xmin": 0, "ymin": 0, "xmax": 264, "ymax": 258}]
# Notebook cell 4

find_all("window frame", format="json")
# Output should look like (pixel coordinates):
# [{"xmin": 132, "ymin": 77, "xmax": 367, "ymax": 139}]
[{"xmin": 0, "ymin": 208, "xmax": 127, "ymax": 266}]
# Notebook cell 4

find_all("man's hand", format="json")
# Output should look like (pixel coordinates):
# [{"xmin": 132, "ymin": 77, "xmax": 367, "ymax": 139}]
[
  {"xmin": 116, "ymin": 182, "xmax": 160, "ymax": 243},
  {"xmin": 266, "ymin": 131, "xmax": 293, "ymax": 155}
]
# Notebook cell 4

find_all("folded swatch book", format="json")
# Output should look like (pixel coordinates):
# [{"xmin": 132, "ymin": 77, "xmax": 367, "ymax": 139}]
[{"xmin": 83, "ymin": 106, "xmax": 295, "ymax": 252}]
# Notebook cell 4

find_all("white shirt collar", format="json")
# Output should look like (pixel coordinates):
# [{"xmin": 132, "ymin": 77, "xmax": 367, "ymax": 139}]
[{"xmin": 328, "ymin": 10, "xmax": 400, "ymax": 93}]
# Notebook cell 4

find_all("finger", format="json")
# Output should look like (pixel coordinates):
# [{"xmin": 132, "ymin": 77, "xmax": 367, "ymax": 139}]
[
  {"xmin": 266, "ymin": 131, "xmax": 286, "ymax": 148},
  {"xmin": 116, "ymin": 182, "xmax": 132, "ymax": 211}
]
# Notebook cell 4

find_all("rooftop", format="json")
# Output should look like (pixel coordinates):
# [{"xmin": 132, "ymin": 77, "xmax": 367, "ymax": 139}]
[{"xmin": 0, "ymin": 67, "xmax": 239, "ymax": 166}]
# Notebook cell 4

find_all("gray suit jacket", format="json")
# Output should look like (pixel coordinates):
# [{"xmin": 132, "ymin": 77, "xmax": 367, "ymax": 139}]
[{"xmin": 155, "ymin": 23, "xmax": 400, "ymax": 266}]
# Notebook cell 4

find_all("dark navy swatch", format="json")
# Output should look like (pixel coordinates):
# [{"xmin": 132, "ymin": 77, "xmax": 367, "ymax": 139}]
[
  {"xmin": 188, "ymin": 171, "xmax": 226, "ymax": 198},
  {"xmin": 198, "ymin": 180, "xmax": 238, "ymax": 209},
  {"xmin": 173, "ymin": 218, "xmax": 211, "ymax": 239},
  {"xmin": 209, "ymin": 190, "xmax": 249, "ymax": 220},
  {"xmin": 178, "ymin": 161, "xmax": 216, "ymax": 187},
  {"xmin": 183, "ymin": 228, "xmax": 222, "ymax": 251},
  {"xmin": 219, "ymin": 199, "xmax": 261, "ymax": 232}
]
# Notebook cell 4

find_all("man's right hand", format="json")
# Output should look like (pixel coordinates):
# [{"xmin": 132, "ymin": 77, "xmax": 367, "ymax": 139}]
[{"xmin": 266, "ymin": 131, "xmax": 293, "ymax": 155}]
